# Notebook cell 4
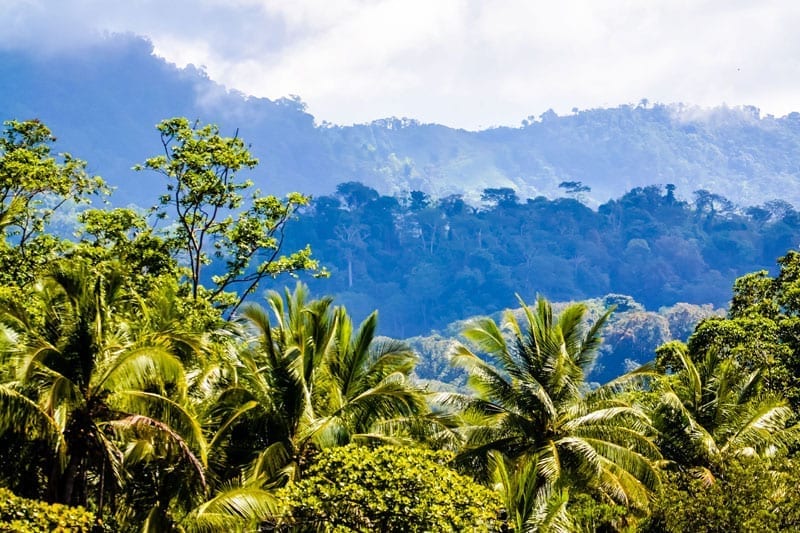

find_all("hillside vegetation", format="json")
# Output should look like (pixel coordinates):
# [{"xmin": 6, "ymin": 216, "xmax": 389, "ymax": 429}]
[{"xmin": 285, "ymin": 181, "xmax": 799, "ymax": 345}]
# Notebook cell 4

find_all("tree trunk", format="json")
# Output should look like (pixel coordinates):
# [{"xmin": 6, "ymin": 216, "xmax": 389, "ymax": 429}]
[
  {"xmin": 348, "ymin": 257, "xmax": 353, "ymax": 288},
  {"xmin": 60, "ymin": 452, "xmax": 82, "ymax": 505}
]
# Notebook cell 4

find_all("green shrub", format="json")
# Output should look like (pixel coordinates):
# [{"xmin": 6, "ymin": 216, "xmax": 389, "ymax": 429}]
[
  {"xmin": 0, "ymin": 488, "xmax": 96, "ymax": 532},
  {"xmin": 641, "ymin": 457, "xmax": 800, "ymax": 532},
  {"xmin": 569, "ymin": 493, "xmax": 642, "ymax": 532},
  {"xmin": 277, "ymin": 445, "xmax": 504, "ymax": 532}
]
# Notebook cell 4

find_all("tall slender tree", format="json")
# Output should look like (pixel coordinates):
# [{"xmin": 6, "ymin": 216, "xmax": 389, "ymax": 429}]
[{"xmin": 137, "ymin": 118, "xmax": 322, "ymax": 312}]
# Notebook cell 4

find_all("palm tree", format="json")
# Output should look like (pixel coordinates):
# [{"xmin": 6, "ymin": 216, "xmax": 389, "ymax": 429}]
[
  {"xmin": 652, "ymin": 341, "xmax": 798, "ymax": 475},
  {"xmin": 489, "ymin": 450, "xmax": 572, "ymax": 533},
  {"xmin": 443, "ymin": 296, "xmax": 661, "ymax": 513},
  {"xmin": 307, "ymin": 303, "xmax": 427, "ymax": 448},
  {"xmin": 129, "ymin": 277, "xmax": 214, "ymax": 366},
  {"xmin": 207, "ymin": 283, "xmax": 427, "ymax": 485},
  {"xmin": 0, "ymin": 260, "xmax": 206, "ymax": 519}
]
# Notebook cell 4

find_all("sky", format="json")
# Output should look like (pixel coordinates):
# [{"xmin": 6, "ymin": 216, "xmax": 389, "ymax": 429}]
[{"xmin": 2, "ymin": 0, "xmax": 799, "ymax": 130}]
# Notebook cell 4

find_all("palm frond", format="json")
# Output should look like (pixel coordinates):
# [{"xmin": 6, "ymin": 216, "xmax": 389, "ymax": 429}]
[
  {"xmin": 369, "ymin": 412, "xmax": 465, "ymax": 450},
  {"xmin": 0, "ymin": 384, "xmax": 64, "ymax": 450},
  {"xmin": 463, "ymin": 316, "xmax": 508, "ymax": 358},
  {"xmin": 245, "ymin": 441, "xmax": 294, "ymax": 484},
  {"xmin": 537, "ymin": 440, "xmax": 562, "ymax": 486},
  {"xmin": 111, "ymin": 390, "xmax": 208, "ymax": 466},
  {"xmin": 106, "ymin": 414, "xmax": 207, "ymax": 491},
  {"xmin": 579, "ymin": 437, "xmax": 661, "ymax": 494},
  {"xmin": 527, "ymin": 485, "xmax": 573, "ymax": 533},
  {"xmin": 207, "ymin": 400, "xmax": 259, "ymax": 451},
  {"xmin": 557, "ymin": 303, "xmax": 589, "ymax": 359},
  {"xmin": 719, "ymin": 396, "xmax": 796, "ymax": 456},
  {"xmin": 16, "ymin": 338, "xmax": 61, "ymax": 382},
  {"xmin": 574, "ymin": 306, "xmax": 613, "ymax": 371},
  {"xmin": 184, "ymin": 484, "xmax": 282, "ymax": 533},
  {"xmin": 449, "ymin": 342, "xmax": 519, "ymax": 407},
  {"xmin": 94, "ymin": 346, "xmax": 187, "ymax": 396},
  {"xmin": 563, "ymin": 406, "xmax": 649, "ymax": 431}
]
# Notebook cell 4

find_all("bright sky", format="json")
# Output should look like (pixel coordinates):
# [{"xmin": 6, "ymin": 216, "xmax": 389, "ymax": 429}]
[{"xmin": 3, "ymin": 0, "xmax": 799, "ymax": 129}]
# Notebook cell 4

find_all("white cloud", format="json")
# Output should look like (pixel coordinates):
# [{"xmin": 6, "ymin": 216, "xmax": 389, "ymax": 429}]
[{"xmin": 2, "ymin": 0, "xmax": 800, "ymax": 129}]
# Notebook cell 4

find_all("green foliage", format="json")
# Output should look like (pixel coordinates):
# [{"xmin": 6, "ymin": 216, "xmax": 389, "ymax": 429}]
[
  {"xmin": 0, "ymin": 119, "xmax": 108, "ymax": 286},
  {"xmin": 489, "ymin": 450, "xmax": 573, "ymax": 533},
  {"xmin": 568, "ymin": 493, "xmax": 640, "ymax": 532},
  {"xmin": 138, "ymin": 117, "xmax": 324, "ymax": 312},
  {"xmin": 642, "ymin": 457, "xmax": 800, "ymax": 532},
  {"xmin": 0, "ymin": 259, "xmax": 207, "ymax": 526},
  {"xmin": 686, "ymin": 250, "xmax": 800, "ymax": 408},
  {"xmin": 74, "ymin": 207, "xmax": 179, "ymax": 293},
  {"xmin": 276, "ymin": 444, "xmax": 503, "ymax": 532},
  {"xmin": 0, "ymin": 119, "xmax": 108, "ymax": 236},
  {"xmin": 651, "ymin": 341, "xmax": 797, "ymax": 470},
  {"xmin": 208, "ymin": 284, "xmax": 429, "ymax": 485},
  {"xmin": 444, "ymin": 296, "xmax": 661, "ymax": 524},
  {"xmin": 178, "ymin": 485, "xmax": 282, "ymax": 533},
  {"xmin": 0, "ymin": 487, "xmax": 95, "ymax": 532}
]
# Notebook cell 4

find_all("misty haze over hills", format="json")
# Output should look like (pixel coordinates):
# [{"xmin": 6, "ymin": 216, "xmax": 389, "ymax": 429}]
[{"xmin": 2, "ymin": 34, "xmax": 800, "ymax": 210}]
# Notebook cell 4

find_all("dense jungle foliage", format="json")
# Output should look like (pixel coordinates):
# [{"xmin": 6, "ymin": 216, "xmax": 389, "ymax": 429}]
[
  {"xmin": 284, "ymin": 180, "xmax": 800, "ymax": 340},
  {"xmin": 1, "ymin": 117, "xmax": 799, "ymax": 532}
]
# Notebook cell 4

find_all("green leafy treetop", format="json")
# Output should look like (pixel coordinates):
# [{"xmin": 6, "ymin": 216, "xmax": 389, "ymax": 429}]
[
  {"xmin": 73, "ymin": 207, "xmax": 179, "ymax": 295},
  {"xmin": 685, "ymin": 250, "xmax": 800, "ymax": 409},
  {"xmin": 137, "ymin": 117, "xmax": 326, "ymax": 315},
  {"xmin": 0, "ymin": 119, "xmax": 108, "ymax": 286},
  {"xmin": 643, "ymin": 456, "xmax": 800, "ymax": 533},
  {"xmin": 275, "ymin": 444, "xmax": 504, "ymax": 532}
]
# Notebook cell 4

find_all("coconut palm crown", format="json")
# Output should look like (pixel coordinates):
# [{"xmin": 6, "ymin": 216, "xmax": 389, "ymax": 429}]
[
  {"xmin": 0, "ymin": 260, "xmax": 205, "ymax": 517},
  {"xmin": 652, "ymin": 340, "xmax": 798, "ymax": 474},
  {"xmin": 444, "ymin": 296, "xmax": 661, "ymax": 511},
  {"xmin": 207, "ymin": 283, "xmax": 427, "ymax": 486}
]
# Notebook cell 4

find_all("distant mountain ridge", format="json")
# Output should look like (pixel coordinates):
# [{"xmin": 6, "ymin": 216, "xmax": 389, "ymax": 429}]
[{"xmin": 2, "ymin": 33, "xmax": 800, "ymax": 208}]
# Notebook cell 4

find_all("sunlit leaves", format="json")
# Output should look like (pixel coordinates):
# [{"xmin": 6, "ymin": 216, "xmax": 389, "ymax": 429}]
[
  {"xmin": 137, "ymin": 117, "xmax": 323, "ymax": 311},
  {"xmin": 447, "ymin": 296, "xmax": 660, "ymax": 518},
  {"xmin": 277, "ymin": 445, "xmax": 503, "ymax": 532}
]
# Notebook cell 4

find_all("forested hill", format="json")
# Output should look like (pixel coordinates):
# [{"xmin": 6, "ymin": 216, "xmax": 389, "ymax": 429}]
[
  {"xmin": 3, "ymin": 34, "xmax": 800, "ymax": 207},
  {"xmin": 282, "ymin": 181, "xmax": 799, "ymax": 341}
]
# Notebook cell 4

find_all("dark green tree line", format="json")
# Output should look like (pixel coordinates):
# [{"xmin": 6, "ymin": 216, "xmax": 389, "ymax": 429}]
[{"xmin": 287, "ymin": 182, "xmax": 800, "ymax": 341}]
